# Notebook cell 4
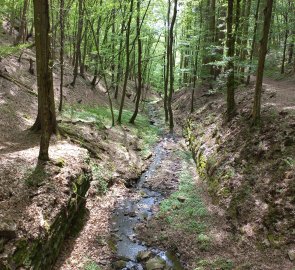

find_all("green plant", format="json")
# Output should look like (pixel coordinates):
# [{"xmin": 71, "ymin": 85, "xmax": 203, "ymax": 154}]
[
  {"xmin": 197, "ymin": 233, "xmax": 211, "ymax": 251},
  {"xmin": 62, "ymin": 105, "xmax": 160, "ymax": 156},
  {"xmin": 159, "ymin": 159, "xmax": 209, "ymax": 234},
  {"xmin": 84, "ymin": 261, "xmax": 101, "ymax": 270},
  {"xmin": 281, "ymin": 157, "xmax": 295, "ymax": 168},
  {"xmin": 0, "ymin": 43, "xmax": 30, "ymax": 58},
  {"xmin": 91, "ymin": 163, "xmax": 110, "ymax": 195},
  {"xmin": 195, "ymin": 258, "xmax": 234, "ymax": 270},
  {"xmin": 24, "ymin": 165, "xmax": 47, "ymax": 187}
]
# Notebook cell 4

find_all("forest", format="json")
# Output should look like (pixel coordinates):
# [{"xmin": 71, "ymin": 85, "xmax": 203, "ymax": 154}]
[{"xmin": 0, "ymin": 0, "xmax": 294, "ymax": 269}]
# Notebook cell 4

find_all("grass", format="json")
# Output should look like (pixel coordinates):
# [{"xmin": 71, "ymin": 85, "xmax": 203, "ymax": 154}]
[
  {"xmin": 195, "ymin": 258, "xmax": 234, "ymax": 270},
  {"xmin": 62, "ymin": 105, "xmax": 160, "ymax": 156},
  {"xmin": 24, "ymin": 165, "xmax": 47, "ymax": 187},
  {"xmin": 0, "ymin": 43, "xmax": 30, "ymax": 58},
  {"xmin": 159, "ymin": 156, "xmax": 209, "ymax": 235},
  {"xmin": 83, "ymin": 261, "xmax": 102, "ymax": 270},
  {"xmin": 90, "ymin": 162, "xmax": 110, "ymax": 195}
]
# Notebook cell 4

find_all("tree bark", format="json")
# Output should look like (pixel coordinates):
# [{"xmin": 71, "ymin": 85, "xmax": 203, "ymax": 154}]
[
  {"xmin": 33, "ymin": 0, "xmax": 57, "ymax": 160},
  {"xmin": 167, "ymin": 0, "xmax": 177, "ymax": 133},
  {"xmin": 59, "ymin": 0, "xmax": 65, "ymax": 112},
  {"xmin": 163, "ymin": 1, "xmax": 171, "ymax": 122},
  {"xmin": 15, "ymin": 0, "xmax": 29, "ymax": 45},
  {"xmin": 118, "ymin": 0, "xmax": 134, "ymax": 124},
  {"xmin": 226, "ymin": 0, "xmax": 236, "ymax": 121},
  {"xmin": 252, "ymin": 0, "xmax": 273, "ymax": 125},
  {"xmin": 246, "ymin": 0, "xmax": 261, "ymax": 85},
  {"xmin": 71, "ymin": 0, "xmax": 84, "ymax": 87},
  {"xmin": 130, "ymin": 0, "xmax": 142, "ymax": 124}
]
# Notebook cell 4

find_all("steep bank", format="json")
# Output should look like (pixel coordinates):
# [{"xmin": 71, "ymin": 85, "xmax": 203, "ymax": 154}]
[
  {"xmin": 0, "ymin": 26, "xmax": 159, "ymax": 269},
  {"xmin": 136, "ymin": 79, "xmax": 295, "ymax": 269}
]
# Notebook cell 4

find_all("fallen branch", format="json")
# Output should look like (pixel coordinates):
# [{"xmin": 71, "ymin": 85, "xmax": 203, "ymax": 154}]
[
  {"xmin": 58, "ymin": 125, "xmax": 105, "ymax": 159},
  {"xmin": 0, "ymin": 72, "xmax": 37, "ymax": 97}
]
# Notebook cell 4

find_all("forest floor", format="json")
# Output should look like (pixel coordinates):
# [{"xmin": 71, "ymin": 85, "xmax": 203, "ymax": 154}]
[
  {"xmin": 1, "ymin": 21, "xmax": 295, "ymax": 270},
  {"xmin": 0, "ymin": 24, "xmax": 159, "ymax": 269}
]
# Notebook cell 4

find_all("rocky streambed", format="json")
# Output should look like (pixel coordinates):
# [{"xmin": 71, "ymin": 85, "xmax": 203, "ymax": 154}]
[{"xmin": 110, "ymin": 135, "xmax": 185, "ymax": 270}]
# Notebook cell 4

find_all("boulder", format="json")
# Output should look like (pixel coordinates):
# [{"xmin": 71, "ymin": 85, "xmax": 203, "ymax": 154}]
[
  {"xmin": 145, "ymin": 257, "xmax": 166, "ymax": 270},
  {"xmin": 136, "ymin": 250, "xmax": 153, "ymax": 262},
  {"xmin": 288, "ymin": 249, "xmax": 295, "ymax": 261}
]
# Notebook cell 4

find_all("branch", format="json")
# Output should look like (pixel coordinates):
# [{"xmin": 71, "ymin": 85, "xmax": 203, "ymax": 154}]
[{"xmin": 0, "ymin": 72, "xmax": 37, "ymax": 96}]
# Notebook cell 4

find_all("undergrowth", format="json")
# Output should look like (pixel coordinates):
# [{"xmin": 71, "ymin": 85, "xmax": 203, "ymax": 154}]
[
  {"xmin": 90, "ymin": 162, "xmax": 111, "ymax": 195},
  {"xmin": 0, "ymin": 43, "xmax": 30, "ymax": 58},
  {"xmin": 195, "ymin": 258, "xmax": 234, "ymax": 270},
  {"xmin": 83, "ymin": 261, "xmax": 101, "ymax": 270},
  {"xmin": 159, "ymin": 153, "xmax": 210, "ymax": 249},
  {"xmin": 62, "ymin": 105, "xmax": 160, "ymax": 156}
]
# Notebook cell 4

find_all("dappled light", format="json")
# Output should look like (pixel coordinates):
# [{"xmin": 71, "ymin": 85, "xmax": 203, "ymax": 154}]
[{"xmin": 0, "ymin": 0, "xmax": 295, "ymax": 269}]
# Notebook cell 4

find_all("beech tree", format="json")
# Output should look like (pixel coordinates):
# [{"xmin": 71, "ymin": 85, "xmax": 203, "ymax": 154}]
[
  {"xmin": 252, "ymin": 0, "xmax": 274, "ymax": 125},
  {"xmin": 33, "ymin": 0, "xmax": 57, "ymax": 160}
]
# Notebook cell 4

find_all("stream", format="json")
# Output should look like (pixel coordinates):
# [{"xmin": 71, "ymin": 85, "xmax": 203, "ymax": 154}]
[{"xmin": 110, "ymin": 105, "xmax": 185, "ymax": 270}]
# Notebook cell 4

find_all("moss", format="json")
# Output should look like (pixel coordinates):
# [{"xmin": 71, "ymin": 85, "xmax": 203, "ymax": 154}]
[
  {"xmin": 195, "ymin": 258, "xmax": 234, "ymax": 270},
  {"xmin": 84, "ymin": 261, "xmax": 102, "ymax": 270},
  {"xmin": 228, "ymin": 186, "xmax": 251, "ymax": 220},
  {"xmin": 0, "ymin": 43, "xmax": 30, "ymax": 58},
  {"xmin": 5, "ymin": 170, "xmax": 91, "ymax": 270},
  {"xmin": 159, "ymin": 160, "xmax": 209, "ymax": 234},
  {"xmin": 24, "ymin": 165, "xmax": 47, "ymax": 187},
  {"xmin": 55, "ymin": 158, "xmax": 65, "ymax": 168}
]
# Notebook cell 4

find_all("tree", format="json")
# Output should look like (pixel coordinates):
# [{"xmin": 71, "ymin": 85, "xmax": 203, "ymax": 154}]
[
  {"xmin": 118, "ymin": 0, "xmax": 134, "ymax": 124},
  {"xmin": 59, "ymin": 0, "xmax": 65, "ymax": 112},
  {"xmin": 71, "ymin": 0, "xmax": 84, "ymax": 87},
  {"xmin": 225, "ymin": 0, "xmax": 236, "ymax": 121},
  {"xmin": 15, "ymin": 0, "xmax": 29, "ymax": 45},
  {"xmin": 33, "ymin": 0, "xmax": 57, "ymax": 160},
  {"xmin": 167, "ymin": 0, "xmax": 177, "ymax": 132},
  {"xmin": 252, "ymin": 0, "xmax": 274, "ymax": 125},
  {"xmin": 129, "ymin": 0, "xmax": 143, "ymax": 124},
  {"xmin": 34, "ymin": 0, "xmax": 57, "ymax": 160}
]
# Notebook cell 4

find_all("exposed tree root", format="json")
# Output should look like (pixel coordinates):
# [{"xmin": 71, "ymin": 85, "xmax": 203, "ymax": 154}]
[
  {"xmin": 0, "ymin": 72, "xmax": 37, "ymax": 96},
  {"xmin": 58, "ymin": 125, "xmax": 105, "ymax": 160}
]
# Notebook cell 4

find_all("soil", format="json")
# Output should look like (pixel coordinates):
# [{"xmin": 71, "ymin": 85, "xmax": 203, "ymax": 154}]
[
  {"xmin": 0, "ymin": 22, "xmax": 154, "ymax": 269},
  {"xmin": 135, "ymin": 77, "xmax": 294, "ymax": 269},
  {"xmin": 1, "ymin": 19, "xmax": 295, "ymax": 270}
]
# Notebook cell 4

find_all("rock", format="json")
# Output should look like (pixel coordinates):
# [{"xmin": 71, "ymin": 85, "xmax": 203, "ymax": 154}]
[
  {"xmin": 288, "ymin": 249, "xmax": 295, "ymax": 261},
  {"xmin": 145, "ymin": 257, "xmax": 166, "ymax": 270},
  {"xmin": 284, "ymin": 137, "xmax": 294, "ymax": 146},
  {"xmin": 177, "ymin": 196, "xmax": 186, "ymax": 203},
  {"xmin": 0, "ymin": 221, "xmax": 17, "ymax": 239},
  {"xmin": 124, "ymin": 211, "xmax": 137, "ymax": 217},
  {"xmin": 112, "ymin": 260, "xmax": 127, "ymax": 269},
  {"xmin": 136, "ymin": 250, "xmax": 153, "ymax": 262}
]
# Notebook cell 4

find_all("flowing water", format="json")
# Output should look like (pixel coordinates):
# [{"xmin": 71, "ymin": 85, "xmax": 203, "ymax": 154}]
[{"xmin": 111, "ymin": 111, "xmax": 185, "ymax": 269}]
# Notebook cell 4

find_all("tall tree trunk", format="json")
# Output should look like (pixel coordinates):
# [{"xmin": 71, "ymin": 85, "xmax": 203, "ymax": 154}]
[
  {"xmin": 240, "ymin": 0, "xmax": 252, "ymax": 80},
  {"xmin": 80, "ymin": 21, "xmax": 88, "ymax": 78},
  {"xmin": 59, "ymin": 0, "xmax": 64, "ymax": 112},
  {"xmin": 288, "ymin": 42, "xmax": 294, "ymax": 64},
  {"xmin": 111, "ymin": 8, "xmax": 116, "ymax": 92},
  {"xmin": 163, "ymin": 2, "xmax": 171, "ymax": 122},
  {"xmin": 252, "ymin": 0, "xmax": 273, "ymax": 125},
  {"xmin": 118, "ymin": 0, "xmax": 134, "ymax": 124},
  {"xmin": 114, "ymin": 4, "xmax": 126, "ymax": 99},
  {"xmin": 168, "ymin": 0, "xmax": 177, "ymax": 133},
  {"xmin": 15, "ymin": 0, "xmax": 29, "ymax": 44},
  {"xmin": 226, "ymin": 0, "xmax": 236, "ymax": 121},
  {"xmin": 71, "ymin": 0, "xmax": 84, "ymax": 87},
  {"xmin": 191, "ymin": 37, "xmax": 200, "ymax": 113},
  {"xmin": 130, "ymin": 0, "xmax": 142, "ymax": 124},
  {"xmin": 281, "ymin": 7, "xmax": 289, "ymax": 74},
  {"xmin": 246, "ymin": 0, "xmax": 261, "ymax": 85},
  {"xmin": 33, "ymin": 0, "xmax": 57, "ymax": 160},
  {"xmin": 91, "ymin": 0, "xmax": 103, "ymax": 88}
]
